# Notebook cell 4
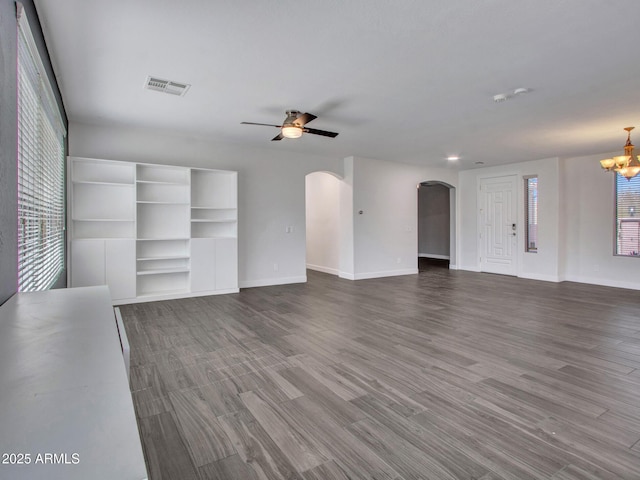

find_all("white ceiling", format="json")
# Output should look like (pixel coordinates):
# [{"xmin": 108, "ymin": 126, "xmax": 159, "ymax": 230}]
[{"xmin": 35, "ymin": 0, "xmax": 640, "ymax": 169}]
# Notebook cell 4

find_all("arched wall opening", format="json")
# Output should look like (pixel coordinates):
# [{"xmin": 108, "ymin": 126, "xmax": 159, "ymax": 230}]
[
  {"xmin": 418, "ymin": 181, "xmax": 456, "ymax": 270},
  {"xmin": 305, "ymin": 171, "xmax": 343, "ymax": 276}
]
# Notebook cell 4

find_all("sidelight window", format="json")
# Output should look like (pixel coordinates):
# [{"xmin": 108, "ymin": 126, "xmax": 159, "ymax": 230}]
[{"xmin": 524, "ymin": 176, "xmax": 538, "ymax": 253}]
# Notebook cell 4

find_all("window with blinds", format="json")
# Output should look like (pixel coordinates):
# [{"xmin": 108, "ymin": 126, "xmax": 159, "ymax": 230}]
[
  {"xmin": 524, "ymin": 176, "xmax": 538, "ymax": 253},
  {"xmin": 17, "ymin": 6, "xmax": 66, "ymax": 292},
  {"xmin": 615, "ymin": 174, "xmax": 640, "ymax": 257}
]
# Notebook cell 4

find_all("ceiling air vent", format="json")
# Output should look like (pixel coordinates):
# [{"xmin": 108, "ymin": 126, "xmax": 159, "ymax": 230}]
[{"xmin": 144, "ymin": 76, "xmax": 191, "ymax": 96}]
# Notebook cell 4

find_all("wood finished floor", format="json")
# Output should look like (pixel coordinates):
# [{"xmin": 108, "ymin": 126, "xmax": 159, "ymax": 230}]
[{"xmin": 120, "ymin": 268, "xmax": 640, "ymax": 480}]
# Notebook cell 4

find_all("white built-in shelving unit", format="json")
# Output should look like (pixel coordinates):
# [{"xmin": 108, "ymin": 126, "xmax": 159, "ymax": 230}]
[{"xmin": 68, "ymin": 157, "xmax": 238, "ymax": 304}]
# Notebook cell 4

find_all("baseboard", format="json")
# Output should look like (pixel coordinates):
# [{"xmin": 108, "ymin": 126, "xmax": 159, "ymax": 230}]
[
  {"xmin": 562, "ymin": 274, "xmax": 640, "ymax": 291},
  {"xmin": 418, "ymin": 253, "xmax": 450, "ymax": 260},
  {"xmin": 458, "ymin": 265, "xmax": 481, "ymax": 273},
  {"xmin": 354, "ymin": 268, "xmax": 418, "ymax": 280},
  {"xmin": 453, "ymin": 268, "xmax": 640, "ymax": 290},
  {"xmin": 306, "ymin": 264, "xmax": 339, "ymax": 276},
  {"xmin": 113, "ymin": 288, "xmax": 240, "ymax": 305},
  {"xmin": 518, "ymin": 272, "xmax": 561, "ymax": 282},
  {"xmin": 448, "ymin": 264, "xmax": 458, "ymax": 270},
  {"xmin": 339, "ymin": 271, "xmax": 356, "ymax": 280},
  {"xmin": 239, "ymin": 276, "xmax": 307, "ymax": 289}
]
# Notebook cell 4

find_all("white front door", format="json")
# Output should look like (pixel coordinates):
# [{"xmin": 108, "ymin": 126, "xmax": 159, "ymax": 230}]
[{"xmin": 479, "ymin": 175, "xmax": 517, "ymax": 275}]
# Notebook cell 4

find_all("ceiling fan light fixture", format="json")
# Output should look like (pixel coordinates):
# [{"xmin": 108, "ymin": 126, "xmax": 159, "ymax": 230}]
[{"xmin": 281, "ymin": 125, "xmax": 303, "ymax": 139}]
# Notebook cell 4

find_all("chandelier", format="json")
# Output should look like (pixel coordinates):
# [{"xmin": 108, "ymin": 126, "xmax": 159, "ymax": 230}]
[{"xmin": 600, "ymin": 127, "xmax": 640, "ymax": 180}]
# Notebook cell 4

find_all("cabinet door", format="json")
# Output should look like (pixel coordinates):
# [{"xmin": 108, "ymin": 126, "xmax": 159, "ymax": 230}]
[
  {"xmin": 191, "ymin": 238, "xmax": 216, "ymax": 292},
  {"xmin": 215, "ymin": 238, "xmax": 238, "ymax": 290},
  {"xmin": 106, "ymin": 239, "xmax": 136, "ymax": 301},
  {"xmin": 71, "ymin": 240, "xmax": 105, "ymax": 287}
]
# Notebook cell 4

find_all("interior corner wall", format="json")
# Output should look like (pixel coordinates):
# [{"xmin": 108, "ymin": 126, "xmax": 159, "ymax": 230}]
[
  {"xmin": 68, "ymin": 123, "xmax": 342, "ymax": 288},
  {"xmin": 339, "ymin": 157, "xmax": 355, "ymax": 279},
  {"xmin": 561, "ymin": 152, "xmax": 640, "ymax": 290},
  {"xmin": 458, "ymin": 157, "xmax": 561, "ymax": 281},
  {"xmin": 305, "ymin": 172, "xmax": 340, "ymax": 275},
  {"xmin": 350, "ymin": 156, "xmax": 457, "ymax": 279},
  {"xmin": 0, "ymin": 0, "xmax": 67, "ymax": 304}
]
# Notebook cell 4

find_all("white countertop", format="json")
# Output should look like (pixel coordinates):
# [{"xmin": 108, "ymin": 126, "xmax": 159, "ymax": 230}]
[{"xmin": 0, "ymin": 286, "xmax": 147, "ymax": 480}]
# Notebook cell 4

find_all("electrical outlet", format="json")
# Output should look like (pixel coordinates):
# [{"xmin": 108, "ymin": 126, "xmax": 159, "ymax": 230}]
[
  {"xmin": 273, "ymin": 263, "xmax": 279, "ymax": 271},
  {"xmin": 396, "ymin": 257, "xmax": 402, "ymax": 264}
]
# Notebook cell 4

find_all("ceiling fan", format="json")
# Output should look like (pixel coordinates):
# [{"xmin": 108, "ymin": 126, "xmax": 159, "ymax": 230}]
[{"xmin": 241, "ymin": 110, "xmax": 339, "ymax": 141}]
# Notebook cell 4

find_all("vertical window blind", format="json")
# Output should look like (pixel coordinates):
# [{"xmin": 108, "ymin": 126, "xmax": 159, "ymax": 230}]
[
  {"xmin": 525, "ymin": 176, "xmax": 538, "ymax": 252},
  {"xmin": 615, "ymin": 174, "xmax": 640, "ymax": 256},
  {"xmin": 17, "ymin": 5, "xmax": 66, "ymax": 292}
]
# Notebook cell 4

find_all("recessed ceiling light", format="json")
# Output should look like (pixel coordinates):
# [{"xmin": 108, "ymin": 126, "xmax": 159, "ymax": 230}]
[{"xmin": 447, "ymin": 155, "xmax": 459, "ymax": 161}]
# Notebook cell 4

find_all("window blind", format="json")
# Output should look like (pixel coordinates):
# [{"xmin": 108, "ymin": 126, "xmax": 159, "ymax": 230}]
[
  {"xmin": 17, "ymin": 5, "xmax": 66, "ymax": 292},
  {"xmin": 615, "ymin": 174, "xmax": 640, "ymax": 256}
]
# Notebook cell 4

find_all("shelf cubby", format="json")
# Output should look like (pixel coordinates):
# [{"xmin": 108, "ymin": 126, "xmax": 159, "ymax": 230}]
[
  {"xmin": 137, "ymin": 164, "xmax": 189, "ymax": 184},
  {"xmin": 72, "ymin": 158, "xmax": 135, "ymax": 185},
  {"xmin": 137, "ymin": 272, "xmax": 189, "ymax": 297},
  {"xmin": 73, "ymin": 183, "xmax": 135, "ymax": 221},
  {"xmin": 137, "ymin": 182, "xmax": 189, "ymax": 204},
  {"xmin": 137, "ymin": 257, "xmax": 189, "ymax": 274},
  {"xmin": 191, "ymin": 221, "xmax": 237, "ymax": 239},
  {"xmin": 191, "ymin": 207, "xmax": 237, "ymax": 222},
  {"xmin": 191, "ymin": 169, "xmax": 236, "ymax": 208},
  {"xmin": 136, "ymin": 239, "xmax": 189, "ymax": 259},
  {"xmin": 73, "ymin": 220, "xmax": 135, "ymax": 239},
  {"xmin": 137, "ymin": 203, "xmax": 189, "ymax": 239}
]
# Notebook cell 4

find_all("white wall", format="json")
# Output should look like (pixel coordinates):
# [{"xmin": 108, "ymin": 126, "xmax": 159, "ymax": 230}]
[
  {"xmin": 69, "ymin": 123, "xmax": 342, "ymax": 288},
  {"xmin": 458, "ymin": 157, "xmax": 561, "ymax": 281},
  {"xmin": 561, "ymin": 152, "xmax": 640, "ymax": 289},
  {"xmin": 305, "ymin": 172, "xmax": 340, "ymax": 275},
  {"xmin": 459, "ymin": 154, "xmax": 640, "ymax": 290},
  {"xmin": 350, "ymin": 156, "xmax": 457, "ymax": 279}
]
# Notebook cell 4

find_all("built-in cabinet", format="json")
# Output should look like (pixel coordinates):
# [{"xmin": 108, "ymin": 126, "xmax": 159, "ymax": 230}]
[{"xmin": 69, "ymin": 157, "xmax": 238, "ymax": 304}]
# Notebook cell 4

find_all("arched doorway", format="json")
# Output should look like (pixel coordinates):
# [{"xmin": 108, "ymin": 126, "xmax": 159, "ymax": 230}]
[{"xmin": 418, "ymin": 181, "xmax": 456, "ymax": 271}]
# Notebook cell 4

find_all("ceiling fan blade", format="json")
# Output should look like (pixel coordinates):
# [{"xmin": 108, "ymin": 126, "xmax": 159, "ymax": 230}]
[
  {"xmin": 304, "ymin": 127, "xmax": 339, "ymax": 138},
  {"xmin": 241, "ymin": 122, "xmax": 282, "ymax": 128},
  {"xmin": 293, "ymin": 112, "xmax": 317, "ymax": 127},
  {"xmin": 271, "ymin": 133, "xmax": 284, "ymax": 141}
]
